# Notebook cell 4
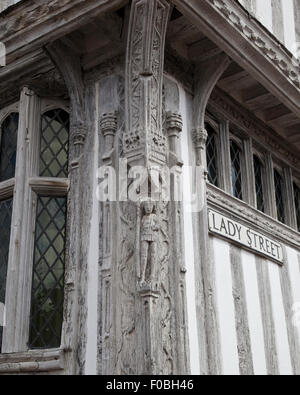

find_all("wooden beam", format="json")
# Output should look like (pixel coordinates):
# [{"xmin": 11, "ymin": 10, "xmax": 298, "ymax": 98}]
[
  {"xmin": 188, "ymin": 37, "xmax": 222, "ymax": 62},
  {"xmin": 1, "ymin": 0, "xmax": 128, "ymax": 64}
]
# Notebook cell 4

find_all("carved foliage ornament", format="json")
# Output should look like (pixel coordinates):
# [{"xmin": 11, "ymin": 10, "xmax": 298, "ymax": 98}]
[{"xmin": 207, "ymin": 0, "xmax": 300, "ymax": 88}]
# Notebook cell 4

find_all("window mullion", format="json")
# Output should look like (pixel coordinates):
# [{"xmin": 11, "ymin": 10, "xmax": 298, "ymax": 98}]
[
  {"xmin": 283, "ymin": 167, "xmax": 297, "ymax": 230},
  {"xmin": 2, "ymin": 89, "xmax": 29, "ymax": 353},
  {"xmin": 4, "ymin": 88, "xmax": 41, "ymax": 353},
  {"xmin": 219, "ymin": 120, "xmax": 232, "ymax": 194}
]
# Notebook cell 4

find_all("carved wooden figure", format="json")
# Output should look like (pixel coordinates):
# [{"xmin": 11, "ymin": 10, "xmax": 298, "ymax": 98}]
[{"xmin": 139, "ymin": 200, "xmax": 160, "ymax": 289}]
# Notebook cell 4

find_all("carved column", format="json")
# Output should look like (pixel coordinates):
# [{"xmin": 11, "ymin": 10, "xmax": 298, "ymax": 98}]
[
  {"xmin": 101, "ymin": 113, "xmax": 118, "ymax": 160},
  {"xmin": 99, "ymin": 112, "xmax": 118, "ymax": 374},
  {"xmin": 166, "ymin": 111, "xmax": 190, "ymax": 374},
  {"xmin": 45, "ymin": 41, "xmax": 88, "ymax": 375},
  {"xmin": 192, "ymin": 54, "xmax": 231, "ymax": 375},
  {"xmin": 166, "ymin": 112, "xmax": 183, "ymax": 164}
]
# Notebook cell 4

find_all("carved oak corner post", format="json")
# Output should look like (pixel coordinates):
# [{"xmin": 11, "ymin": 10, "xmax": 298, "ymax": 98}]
[
  {"xmin": 192, "ymin": 54, "xmax": 231, "ymax": 375},
  {"xmin": 45, "ymin": 41, "xmax": 88, "ymax": 375},
  {"xmin": 120, "ymin": 0, "xmax": 191, "ymax": 375}
]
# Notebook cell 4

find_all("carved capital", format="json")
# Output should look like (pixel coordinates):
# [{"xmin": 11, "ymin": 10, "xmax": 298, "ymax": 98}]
[
  {"xmin": 100, "ymin": 112, "xmax": 118, "ymax": 159},
  {"xmin": 192, "ymin": 128, "xmax": 208, "ymax": 150},
  {"xmin": 100, "ymin": 112, "xmax": 118, "ymax": 137},
  {"xmin": 166, "ymin": 112, "xmax": 183, "ymax": 137},
  {"xmin": 70, "ymin": 122, "xmax": 87, "ymax": 169}
]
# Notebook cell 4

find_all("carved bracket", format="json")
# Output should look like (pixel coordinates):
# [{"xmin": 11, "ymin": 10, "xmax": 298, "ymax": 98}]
[{"xmin": 124, "ymin": 0, "xmax": 171, "ymax": 166}]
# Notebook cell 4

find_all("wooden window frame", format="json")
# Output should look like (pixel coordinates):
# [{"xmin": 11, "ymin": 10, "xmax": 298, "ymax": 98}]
[{"xmin": 1, "ymin": 88, "xmax": 70, "ymax": 354}]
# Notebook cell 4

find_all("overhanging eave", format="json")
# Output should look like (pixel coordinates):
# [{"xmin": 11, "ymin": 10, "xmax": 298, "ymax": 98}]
[{"xmin": 170, "ymin": 0, "xmax": 300, "ymax": 118}]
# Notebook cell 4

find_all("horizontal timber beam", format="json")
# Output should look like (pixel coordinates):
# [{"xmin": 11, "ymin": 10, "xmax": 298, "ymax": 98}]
[{"xmin": 0, "ymin": 0, "xmax": 128, "ymax": 65}]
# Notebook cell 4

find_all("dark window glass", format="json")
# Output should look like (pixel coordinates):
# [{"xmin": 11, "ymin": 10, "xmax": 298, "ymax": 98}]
[
  {"xmin": 254, "ymin": 155, "xmax": 265, "ymax": 213},
  {"xmin": 0, "ymin": 199, "xmax": 13, "ymax": 352},
  {"xmin": 0, "ymin": 113, "xmax": 19, "ymax": 182},
  {"xmin": 230, "ymin": 140, "xmax": 243, "ymax": 200},
  {"xmin": 29, "ymin": 196, "xmax": 67, "ymax": 349},
  {"xmin": 206, "ymin": 123, "xmax": 218, "ymax": 187},
  {"xmin": 40, "ymin": 109, "xmax": 69, "ymax": 178},
  {"xmin": 274, "ymin": 170, "xmax": 285, "ymax": 224},
  {"xmin": 294, "ymin": 183, "xmax": 300, "ymax": 232}
]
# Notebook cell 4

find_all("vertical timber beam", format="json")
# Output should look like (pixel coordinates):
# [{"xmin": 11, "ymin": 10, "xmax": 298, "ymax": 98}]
[
  {"xmin": 120, "ymin": 0, "xmax": 190, "ymax": 375},
  {"xmin": 192, "ymin": 54, "xmax": 231, "ymax": 375},
  {"xmin": 45, "ymin": 41, "xmax": 88, "ymax": 375}
]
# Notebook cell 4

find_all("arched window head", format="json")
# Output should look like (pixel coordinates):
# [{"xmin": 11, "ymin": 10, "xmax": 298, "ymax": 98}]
[
  {"xmin": 0, "ymin": 113, "xmax": 19, "ymax": 182},
  {"xmin": 230, "ymin": 140, "xmax": 243, "ymax": 200},
  {"xmin": 206, "ymin": 123, "xmax": 219, "ymax": 187}
]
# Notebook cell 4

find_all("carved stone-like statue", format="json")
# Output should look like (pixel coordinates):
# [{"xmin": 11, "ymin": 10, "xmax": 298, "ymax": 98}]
[{"xmin": 139, "ymin": 200, "xmax": 160, "ymax": 288}]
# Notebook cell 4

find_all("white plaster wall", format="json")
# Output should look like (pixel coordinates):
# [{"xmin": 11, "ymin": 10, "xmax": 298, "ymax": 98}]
[
  {"xmin": 0, "ymin": 0, "xmax": 21, "ymax": 12},
  {"xmin": 268, "ymin": 260, "xmax": 293, "ymax": 375},
  {"xmin": 241, "ymin": 250, "xmax": 267, "ymax": 375},
  {"xmin": 255, "ymin": 0, "xmax": 273, "ymax": 33},
  {"xmin": 282, "ymin": 0, "xmax": 298, "ymax": 55},
  {"xmin": 286, "ymin": 247, "xmax": 300, "ymax": 356},
  {"xmin": 239, "ymin": 0, "xmax": 299, "ymax": 58},
  {"xmin": 210, "ymin": 236, "xmax": 297, "ymax": 375},
  {"xmin": 213, "ymin": 237, "xmax": 240, "ymax": 375}
]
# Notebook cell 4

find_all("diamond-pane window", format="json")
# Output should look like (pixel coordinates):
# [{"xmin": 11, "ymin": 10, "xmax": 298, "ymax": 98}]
[
  {"xmin": 274, "ymin": 170, "xmax": 285, "ymax": 224},
  {"xmin": 0, "ymin": 113, "xmax": 19, "ymax": 182},
  {"xmin": 254, "ymin": 155, "xmax": 265, "ymax": 213},
  {"xmin": 206, "ymin": 123, "xmax": 219, "ymax": 187},
  {"xmin": 0, "ymin": 199, "xmax": 13, "ymax": 353},
  {"xmin": 230, "ymin": 140, "xmax": 243, "ymax": 200},
  {"xmin": 40, "ymin": 109, "xmax": 69, "ymax": 178},
  {"xmin": 294, "ymin": 183, "xmax": 300, "ymax": 232},
  {"xmin": 29, "ymin": 196, "xmax": 67, "ymax": 349}
]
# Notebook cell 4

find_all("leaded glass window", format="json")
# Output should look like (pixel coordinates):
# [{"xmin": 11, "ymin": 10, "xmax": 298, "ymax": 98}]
[
  {"xmin": 29, "ymin": 107, "xmax": 69, "ymax": 350},
  {"xmin": 206, "ymin": 123, "xmax": 219, "ymax": 187},
  {"xmin": 274, "ymin": 169, "xmax": 285, "ymax": 224},
  {"xmin": 0, "ymin": 199, "xmax": 13, "ymax": 352},
  {"xmin": 254, "ymin": 155, "xmax": 265, "ymax": 213},
  {"xmin": 230, "ymin": 140, "xmax": 243, "ymax": 200},
  {"xmin": 0, "ymin": 113, "xmax": 19, "ymax": 182},
  {"xmin": 40, "ymin": 109, "xmax": 69, "ymax": 178},
  {"xmin": 29, "ymin": 196, "xmax": 67, "ymax": 349},
  {"xmin": 294, "ymin": 183, "xmax": 300, "ymax": 232}
]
